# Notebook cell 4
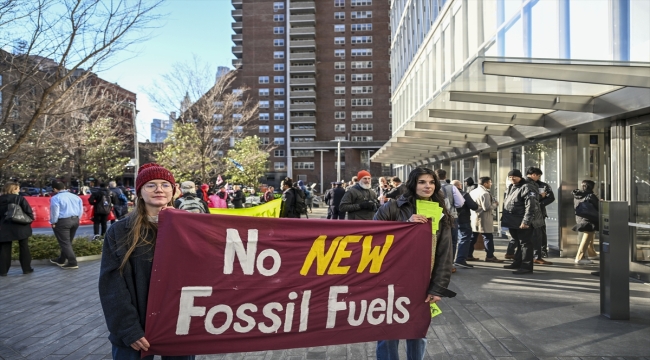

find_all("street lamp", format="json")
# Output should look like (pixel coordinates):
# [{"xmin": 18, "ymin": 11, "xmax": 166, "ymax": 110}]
[
  {"xmin": 131, "ymin": 104, "xmax": 140, "ymax": 179},
  {"xmin": 314, "ymin": 150, "xmax": 329, "ymax": 194},
  {"xmin": 330, "ymin": 139, "xmax": 348, "ymax": 182}
]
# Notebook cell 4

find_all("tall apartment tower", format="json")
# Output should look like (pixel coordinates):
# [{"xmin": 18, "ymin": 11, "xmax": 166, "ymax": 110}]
[{"xmin": 231, "ymin": 0, "xmax": 391, "ymax": 189}]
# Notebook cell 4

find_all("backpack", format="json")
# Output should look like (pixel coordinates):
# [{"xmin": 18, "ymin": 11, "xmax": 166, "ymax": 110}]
[
  {"xmin": 118, "ymin": 192, "xmax": 128, "ymax": 205},
  {"xmin": 178, "ymin": 196, "xmax": 206, "ymax": 213},
  {"xmin": 94, "ymin": 191, "xmax": 113, "ymax": 215},
  {"xmin": 304, "ymin": 187, "xmax": 312, "ymax": 199},
  {"xmin": 292, "ymin": 188, "xmax": 308, "ymax": 218},
  {"xmin": 440, "ymin": 183, "xmax": 458, "ymax": 218}
]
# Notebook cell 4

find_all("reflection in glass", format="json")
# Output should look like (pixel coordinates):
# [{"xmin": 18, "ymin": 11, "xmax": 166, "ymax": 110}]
[{"xmin": 631, "ymin": 123, "xmax": 650, "ymax": 263}]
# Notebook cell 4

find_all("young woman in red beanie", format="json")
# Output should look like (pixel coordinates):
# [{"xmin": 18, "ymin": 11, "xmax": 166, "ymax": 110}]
[{"xmin": 98, "ymin": 163, "xmax": 195, "ymax": 360}]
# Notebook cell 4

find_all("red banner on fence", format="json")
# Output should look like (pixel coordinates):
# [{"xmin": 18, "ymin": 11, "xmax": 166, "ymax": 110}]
[
  {"xmin": 144, "ymin": 210, "xmax": 433, "ymax": 356},
  {"xmin": 24, "ymin": 195, "xmax": 114, "ymax": 228}
]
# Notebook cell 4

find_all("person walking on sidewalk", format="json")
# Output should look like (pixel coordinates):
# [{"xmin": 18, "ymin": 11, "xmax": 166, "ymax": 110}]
[
  {"xmin": 0, "ymin": 182, "xmax": 34, "ymax": 276},
  {"xmin": 468, "ymin": 177, "xmax": 504, "ymax": 263},
  {"xmin": 526, "ymin": 167, "xmax": 554, "ymax": 265},
  {"xmin": 573, "ymin": 180, "xmax": 600, "ymax": 265},
  {"xmin": 89, "ymin": 183, "xmax": 114, "ymax": 239},
  {"xmin": 99, "ymin": 163, "xmax": 196, "ymax": 360},
  {"xmin": 49, "ymin": 181, "xmax": 83, "ymax": 270},
  {"xmin": 452, "ymin": 180, "xmax": 479, "ymax": 269}
]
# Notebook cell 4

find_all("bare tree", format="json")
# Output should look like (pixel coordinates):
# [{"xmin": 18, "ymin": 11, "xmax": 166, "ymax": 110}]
[{"xmin": 0, "ymin": 0, "xmax": 162, "ymax": 167}]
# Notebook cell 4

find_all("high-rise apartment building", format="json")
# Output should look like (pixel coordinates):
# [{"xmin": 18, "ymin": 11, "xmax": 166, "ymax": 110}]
[{"xmin": 231, "ymin": 0, "xmax": 391, "ymax": 189}]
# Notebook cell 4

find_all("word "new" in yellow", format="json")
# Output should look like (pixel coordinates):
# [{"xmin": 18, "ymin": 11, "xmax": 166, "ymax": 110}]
[{"xmin": 300, "ymin": 235, "xmax": 394, "ymax": 276}]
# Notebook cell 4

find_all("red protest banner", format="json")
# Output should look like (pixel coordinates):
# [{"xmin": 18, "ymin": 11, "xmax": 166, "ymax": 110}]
[{"xmin": 144, "ymin": 210, "xmax": 433, "ymax": 356}]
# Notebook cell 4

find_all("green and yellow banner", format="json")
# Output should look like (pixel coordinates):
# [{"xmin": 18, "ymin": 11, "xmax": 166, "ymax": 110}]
[{"xmin": 208, "ymin": 199, "xmax": 281, "ymax": 218}]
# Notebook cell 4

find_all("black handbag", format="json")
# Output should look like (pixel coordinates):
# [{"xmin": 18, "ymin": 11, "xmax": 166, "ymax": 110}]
[
  {"xmin": 575, "ymin": 201, "xmax": 599, "ymax": 223},
  {"xmin": 4, "ymin": 197, "xmax": 33, "ymax": 225}
]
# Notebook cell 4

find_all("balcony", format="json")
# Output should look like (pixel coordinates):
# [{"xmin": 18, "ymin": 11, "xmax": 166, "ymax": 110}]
[
  {"xmin": 232, "ymin": 0, "xmax": 242, "ymax": 9},
  {"xmin": 290, "ymin": 116, "xmax": 316, "ymax": 124},
  {"xmin": 290, "ymin": 103, "xmax": 316, "ymax": 111},
  {"xmin": 232, "ymin": 59, "xmax": 243, "ymax": 68},
  {"xmin": 290, "ymin": 40, "xmax": 315, "ymax": 49},
  {"xmin": 291, "ymin": 129, "xmax": 317, "ymax": 136},
  {"xmin": 290, "ymin": 65, "xmax": 316, "ymax": 73},
  {"xmin": 290, "ymin": 52, "xmax": 316, "ymax": 61},
  {"xmin": 232, "ymin": 46, "xmax": 243, "ymax": 58},
  {"xmin": 231, "ymin": 9, "xmax": 242, "ymax": 21},
  {"xmin": 232, "ymin": 34, "xmax": 243, "ymax": 44},
  {"xmin": 232, "ymin": 22, "xmax": 242, "ymax": 33},
  {"xmin": 290, "ymin": 27, "xmax": 316, "ymax": 36},
  {"xmin": 290, "ymin": 1, "xmax": 315, "ymax": 13},
  {"xmin": 290, "ymin": 77, "xmax": 316, "ymax": 86},
  {"xmin": 290, "ymin": 90, "xmax": 316, "ymax": 99},
  {"xmin": 290, "ymin": 14, "xmax": 316, "ymax": 25}
]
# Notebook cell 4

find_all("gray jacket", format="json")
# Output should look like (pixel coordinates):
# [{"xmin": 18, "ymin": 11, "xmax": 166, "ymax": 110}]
[
  {"xmin": 339, "ymin": 183, "xmax": 379, "ymax": 220},
  {"xmin": 501, "ymin": 179, "xmax": 544, "ymax": 228}
]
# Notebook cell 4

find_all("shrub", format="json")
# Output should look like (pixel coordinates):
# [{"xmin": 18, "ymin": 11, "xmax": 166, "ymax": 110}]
[{"xmin": 11, "ymin": 235, "xmax": 103, "ymax": 260}]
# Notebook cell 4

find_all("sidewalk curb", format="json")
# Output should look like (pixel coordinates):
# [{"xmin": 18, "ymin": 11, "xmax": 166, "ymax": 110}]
[{"xmin": 11, "ymin": 254, "xmax": 102, "ymax": 266}]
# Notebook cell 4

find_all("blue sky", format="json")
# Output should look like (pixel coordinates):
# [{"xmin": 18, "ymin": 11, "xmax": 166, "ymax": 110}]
[{"xmin": 98, "ymin": 0, "xmax": 235, "ymax": 141}]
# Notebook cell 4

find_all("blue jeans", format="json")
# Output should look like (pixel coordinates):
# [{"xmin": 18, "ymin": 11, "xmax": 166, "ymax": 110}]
[
  {"xmin": 112, "ymin": 345, "xmax": 195, "ymax": 360},
  {"xmin": 469, "ymin": 232, "xmax": 495, "ymax": 259},
  {"xmin": 455, "ymin": 222, "xmax": 474, "ymax": 263},
  {"xmin": 377, "ymin": 339, "xmax": 427, "ymax": 360}
]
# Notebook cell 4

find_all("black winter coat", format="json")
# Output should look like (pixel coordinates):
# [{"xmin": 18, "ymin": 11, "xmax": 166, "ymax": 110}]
[
  {"xmin": 457, "ymin": 191, "xmax": 479, "ymax": 224},
  {"xmin": 0, "ymin": 194, "xmax": 34, "ymax": 242},
  {"xmin": 324, "ymin": 187, "xmax": 346, "ymax": 210},
  {"xmin": 231, "ymin": 190, "xmax": 244, "ymax": 208},
  {"xmin": 373, "ymin": 195, "xmax": 455, "ymax": 298},
  {"xmin": 532, "ymin": 179, "xmax": 555, "ymax": 218},
  {"xmin": 339, "ymin": 183, "xmax": 379, "ymax": 220},
  {"xmin": 572, "ymin": 189, "xmax": 599, "ymax": 232},
  {"xmin": 501, "ymin": 179, "xmax": 544, "ymax": 229}
]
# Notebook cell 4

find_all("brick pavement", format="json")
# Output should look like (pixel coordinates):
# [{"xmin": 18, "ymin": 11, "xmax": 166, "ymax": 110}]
[{"xmin": 2, "ymin": 207, "xmax": 650, "ymax": 359}]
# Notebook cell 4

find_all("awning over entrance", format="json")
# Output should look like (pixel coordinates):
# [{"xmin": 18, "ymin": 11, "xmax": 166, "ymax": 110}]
[{"xmin": 372, "ymin": 57, "xmax": 650, "ymax": 165}]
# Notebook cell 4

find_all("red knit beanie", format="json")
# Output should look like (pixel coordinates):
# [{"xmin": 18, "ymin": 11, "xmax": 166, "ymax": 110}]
[
  {"xmin": 135, "ymin": 163, "xmax": 176, "ymax": 196},
  {"xmin": 357, "ymin": 169, "xmax": 371, "ymax": 180}
]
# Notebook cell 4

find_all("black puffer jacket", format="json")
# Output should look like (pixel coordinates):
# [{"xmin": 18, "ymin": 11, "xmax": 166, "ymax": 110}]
[
  {"xmin": 373, "ymin": 195, "xmax": 456, "ymax": 298},
  {"xmin": 501, "ymin": 179, "xmax": 544, "ymax": 228},
  {"xmin": 572, "ymin": 189, "xmax": 599, "ymax": 232}
]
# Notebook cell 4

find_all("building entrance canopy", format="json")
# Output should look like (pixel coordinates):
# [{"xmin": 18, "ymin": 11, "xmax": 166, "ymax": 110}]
[{"xmin": 372, "ymin": 56, "xmax": 650, "ymax": 166}]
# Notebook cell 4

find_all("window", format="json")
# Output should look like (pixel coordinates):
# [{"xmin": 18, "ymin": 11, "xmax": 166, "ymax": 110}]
[
  {"xmin": 260, "ymin": 137, "xmax": 270, "ymax": 145},
  {"xmin": 213, "ymin": 114, "xmax": 223, "ymax": 121},
  {"xmin": 233, "ymin": 101, "xmax": 243, "ymax": 108},
  {"xmin": 259, "ymin": 76, "xmax": 269, "ymax": 84},
  {"xmin": 334, "ymin": 12, "xmax": 345, "ymax": 19},
  {"xmin": 351, "ymin": 61, "xmax": 372, "ymax": 68},
  {"xmin": 274, "ymin": 113, "xmax": 285, "ymax": 120},
  {"xmin": 334, "ymin": 62, "xmax": 346, "ymax": 69},
  {"xmin": 274, "ymin": 150, "xmax": 286, "ymax": 157},
  {"xmin": 351, "ymin": 136, "xmax": 372, "ymax": 141},
  {"xmin": 351, "ymin": 98, "xmax": 372, "ymax": 106},
  {"xmin": 351, "ymin": 36, "xmax": 372, "ymax": 44},
  {"xmin": 351, "ymin": 11, "xmax": 372, "ymax": 19},
  {"xmin": 213, "ymin": 126, "xmax": 224, "ymax": 132},
  {"xmin": 274, "ymin": 39, "xmax": 284, "ymax": 46},
  {"xmin": 259, "ymin": 113, "xmax": 270, "ymax": 121},
  {"xmin": 232, "ymin": 89, "xmax": 243, "ymax": 96},
  {"xmin": 334, "ymin": 136, "xmax": 347, "ymax": 141},
  {"xmin": 293, "ymin": 137, "xmax": 314, "ymax": 142},
  {"xmin": 234, "ymin": 126, "xmax": 244, "ymax": 133},
  {"xmin": 274, "ymin": 51, "xmax": 284, "ymax": 59},
  {"xmin": 274, "ymin": 76, "xmax": 285, "ymax": 83},
  {"xmin": 351, "ymin": 23, "xmax": 372, "ymax": 31},
  {"xmin": 259, "ymin": 125, "xmax": 270, "ymax": 133},
  {"xmin": 294, "ymin": 150, "xmax": 314, "ymax": 157},
  {"xmin": 274, "ymin": 125, "xmax": 285, "ymax": 133},
  {"xmin": 274, "ymin": 64, "xmax": 285, "ymax": 72},
  {"xmin": 274, "ymin": 162, "xmax": 286, "ymax": 170},
  {"xmin": 334, "ymin": 74, "xmax": 345, "ymax": 82},
  {"xmin": 259, "ymin": 88, "xmax": 270, "ymax": 96},
  {"xmin": 334, "ymin": 0, "xmax": 344, "ymax": 7},
  {"xmin": 351, "ymin": 86, "xmax": 373, "ymax": 94},
  {"xmin": 334, "ymin": 37, "xmax": 345, "ymax": 45},
  {"xmin": 351, "ymin": 73, "xmax": 373, "ymax": 81},
  {"xmin": 334, "ymin": 24, "xmax": 345, "ymax": 32},
  {"xmin": 273, "ymin": 27, "xmax": 284, "ymax": 34},
  {"xmin": 273, "ymin": 14, "xmax": 284, "ymax": 22},
  {"xmin": 334, "ymin": 49, "xmax": 345, "ymax": 58},
  {"xmin": 274, "ymin": 88, "xmax": 285, "ymax": 96},
  {"xmin": 351, "ymin": 0, "xmax": 372, "ymax": 5},
  {"xmin": 274, "ymin": 100, "xmax": 285, "ymax": 109},
  {"xmin": 334, "ymin": 86, "xmax": 346, "ymax": 94},
  {"xmin": 273, "ymin": 2, "xmax": 284, "ymax": 11},
  {"xmin": 351, "ymin": 48, "xmax": 372, "ymax": 56},
  {"xmin": 259, "ymin": 100, "xmax": 270, "ymax": 108},
  {"xmin": 274, "ymin": 138, "xmax": 285, "ymax": 145},
  {"xmin": 335, "ymin": 124, "xmax": 346, "ymax": 132},
  {"xmin": 335, "ymin": 99, "xmax": 346, "ymax": 107},
  {"xmin": 351, "ymin": 111, "xmax": 373, "ymax": 119},
  {"xmin": 335, "ymin": 111, "xmax": 346, "ymax": 119},
  {"xmin": 351, "ymin": 123, "xmax": 373, "ymax": 131},
  {"xmin": 294, "ymin": 162, "xmax": 315, "ymax": 170}
]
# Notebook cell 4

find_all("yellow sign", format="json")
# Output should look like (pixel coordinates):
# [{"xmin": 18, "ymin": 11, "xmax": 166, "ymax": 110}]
[
  {"xmin": 415, "ymin": 200, "xmax": 443, "ymax": 234},
  {"xmin": 209, "ymin": 199, "xmax": 281, "ymax": 218},
  {"xmin": 429, "ymin": 303, "xmax": 442, "ymax": 318}
]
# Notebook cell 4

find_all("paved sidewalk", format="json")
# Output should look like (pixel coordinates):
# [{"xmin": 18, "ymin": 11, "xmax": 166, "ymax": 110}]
[{"xmin": 1, "ymin": 207, "xmax": 650, "ymax": 359}]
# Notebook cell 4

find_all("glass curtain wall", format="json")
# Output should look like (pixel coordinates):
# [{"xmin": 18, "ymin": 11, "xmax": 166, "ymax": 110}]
[{"xmin": 631, "ymin": 122, "xmax": 650, "ymax": 263}]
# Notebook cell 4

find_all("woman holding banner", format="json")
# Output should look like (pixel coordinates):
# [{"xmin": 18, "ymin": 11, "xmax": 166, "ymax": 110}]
[
  {"xmin": 98, "ymin": 163, "xmax": 196, "ymax": 360},
  {"xmin": 373, "ymin": 167, "xmax": 456, "ymax": 360}
]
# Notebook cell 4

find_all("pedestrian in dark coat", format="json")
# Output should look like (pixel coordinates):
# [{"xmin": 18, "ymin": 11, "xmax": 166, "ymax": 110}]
[
  {"xmin": 452, "ymin": 180, "xmax": 479, "ymax": 268},
  {"xmin": 573, "ymin": 180, "xmax": 600, "ymax": 264},
  {"xmin": 324, "ymin": 182, "xmax": 346, "ymax": 219},
  {"xmin": 230, "ymin": 185, "xmax": 245, "ymax": 208},
  {"xmin": 0, "ymin": 182, "xmax": 34, "ymax": 276}
]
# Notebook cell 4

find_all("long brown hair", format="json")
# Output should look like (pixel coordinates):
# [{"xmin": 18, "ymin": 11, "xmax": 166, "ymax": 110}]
[
  {"xmin": 118, "ymin": 195, "xmax": 173, "ymax": 273},
  {"xmin": 404, "ymin": 167, "xmax": 454, "ymax": 228},
  {"xmin": 2, "ymin": 182, "xmax": 19, "ymax": 195}
]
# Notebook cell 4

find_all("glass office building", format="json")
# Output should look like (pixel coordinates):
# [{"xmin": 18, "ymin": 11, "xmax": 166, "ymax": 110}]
[{"xmin": 374, "ymin": 0, "xmax": 650, "ymax": 280}]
